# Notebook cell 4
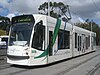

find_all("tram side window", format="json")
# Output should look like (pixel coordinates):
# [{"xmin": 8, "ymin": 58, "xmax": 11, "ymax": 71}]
[
  {"xmin": 88, "ymin": 36, "xmax": 90, "ymax": 47},
  {"xmin": 58, "ymin": 29, "xmax": 70, "ymax": 49},
  {"xmin": 78, "ymin": 36, "xmax": 80, "ymax": 51},
  {"xmin": 32, "ymin": 23, "xmax": 45, "ymax": 50},
  {"xmin": 49, "ymin": 31, "xmax": 53, "ymax": 56},
  {"xmin": 86, "ymin": 37, "xmax": 88, "ymax": 49},
  {"xmin": 93, "ymin": 36, "xmax": 96, "ymax": 46},
  {"xmin": 1, "ymin": 38, "xmax": 8, "ymax": 42},
  {"xmin": 85, "ymin": 36, "xmax": 91, "ymax": 49},
  {"xmin": 75, "ymin": 33, "xmax": 77, "ymax": 48}
]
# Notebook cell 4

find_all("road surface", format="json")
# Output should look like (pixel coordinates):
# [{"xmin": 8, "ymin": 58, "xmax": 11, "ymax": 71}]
[{"xmin": 0, "ymin": 47, "xmax": 100, "ymax": 75}]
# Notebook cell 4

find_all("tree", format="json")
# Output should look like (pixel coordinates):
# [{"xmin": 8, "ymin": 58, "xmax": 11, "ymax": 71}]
[
  {"xmin": 38, "ymin": 2, "xmax": 69, "ymax": 18},
  {"xmin": 0, "ymin": 16, "xmax": 10, "ymax": 35},
  {"xmin": 0, "ymin": 30, "xmax": 6, "ymax": 36}
]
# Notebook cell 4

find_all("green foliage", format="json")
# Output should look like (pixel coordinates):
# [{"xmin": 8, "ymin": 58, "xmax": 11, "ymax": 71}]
[
  {"xmin": 76, "ymin": 19, "xmax": 100, "ymax": 45},
  {"xmin": 0, "ymin": 16, "xmax": 10, "ymax": 35},
  {"xmin": 0, "ymin": 30, "xmax": 6, "ymax": 36},
  {"xmin": 38, "ymin": 2, "xmax": 68, "ymax": 18}
]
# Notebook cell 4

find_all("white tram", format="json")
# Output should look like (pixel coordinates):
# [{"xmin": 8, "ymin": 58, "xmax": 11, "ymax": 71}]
[
  {"xmin": 0, "ymin": 35, "xmax": 9, "ymax": 49},
  {"xmin": 7, "ymin": 14, "xmax": 96, "ymax": 66}
]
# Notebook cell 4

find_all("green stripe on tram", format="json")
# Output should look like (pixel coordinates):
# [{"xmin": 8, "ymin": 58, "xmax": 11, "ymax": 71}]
[
  {"xmin": 52, "ymin": 19, "xmax": 61, "ymax": 46},
  {"xmin": 34, "ymin": 19, "xmax": 61, "ymax": 59}
]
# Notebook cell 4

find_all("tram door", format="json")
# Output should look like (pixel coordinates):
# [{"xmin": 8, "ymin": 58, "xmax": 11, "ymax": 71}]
[
  {"xmin": 91, "ymin": 37, "xmax": 94, "ymax": 50},
  {"xmin": 49, "ymin": 31, "xmax": 53, "ymax": 56},
  {"xmin": 82, "ymin": 34, "xmax": 85, "ymax": 53},
  {"xmin": 78, "ymin": 35, "xmax": 81, "ymax": 52}
]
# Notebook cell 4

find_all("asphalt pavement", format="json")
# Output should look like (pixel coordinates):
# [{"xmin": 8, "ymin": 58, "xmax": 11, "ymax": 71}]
[{"xmin": 0, "ymin": 47, "xmax": 100, "ymax": 75}]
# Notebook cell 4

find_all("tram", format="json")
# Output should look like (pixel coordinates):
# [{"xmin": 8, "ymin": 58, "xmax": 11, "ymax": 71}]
[
  {"xmin": 7, "ymin": 14, "xmax": 96, "ymax": 66},
  {"xmin": 0, "ymin": 36, "xmax": 9, "ymax": 49}
]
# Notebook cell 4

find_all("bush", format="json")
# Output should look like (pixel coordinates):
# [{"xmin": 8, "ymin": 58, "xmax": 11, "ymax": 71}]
[{"xmin": 0, "ymin": 30, "xmax": 6, "ymax": 36}]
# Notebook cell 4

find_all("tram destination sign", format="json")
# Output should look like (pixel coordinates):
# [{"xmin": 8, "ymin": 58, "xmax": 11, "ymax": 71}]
[{"xmin": 12, "ymin": 15, "xmax": 35, "ymax": 24}]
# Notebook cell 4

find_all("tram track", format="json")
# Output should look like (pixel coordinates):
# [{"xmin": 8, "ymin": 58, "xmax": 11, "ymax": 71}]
[
  {"xmin": 54, "ymin": 52, "xmax": 100, "ymax": 75},
  {"xmin": 0, "ymin": 64, "xmax": 11, "ymax": 70},
  {"xmin": 0, "ymin": 51, "xmax": 100, "ymax": 75},
  {"xmin": 0, "ymin": 54, "xmax": 11, "ymax": 71},
  {"xmin": 0, "ymin": 55, "xmax": 6, "ymax": 60},
  {"xmin": 6, "ymin": 68, "xmax": 29, "ymax": 75},
  {"xmin": 0, "ymin": 65, "xmax": 31, "ymax": 75},
  {"xmin": 4, "ymin": 52, "xmax": 100, "ymax": 75},
  {"xmin": 87, "ymin": 62, "xmax": 100, "ymax": 75}
]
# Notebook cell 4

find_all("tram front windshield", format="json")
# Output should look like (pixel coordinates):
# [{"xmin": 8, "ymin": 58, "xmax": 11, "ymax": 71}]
[{"xmin": 9, "ymin": 23, "xmax": 33, "ymax": 46}]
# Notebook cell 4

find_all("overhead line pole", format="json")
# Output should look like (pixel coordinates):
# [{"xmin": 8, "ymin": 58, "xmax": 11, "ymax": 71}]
[
  {"xmin": 48, "ymin": 0, "xmax": 50, "ymax": 16},
  {"xmin": 91, "ymin": 20, "xmax": 93, "ymax": 32},
  {"xmin": 90, "ymin": 20, "xmax": 93, "ymax": 51}
]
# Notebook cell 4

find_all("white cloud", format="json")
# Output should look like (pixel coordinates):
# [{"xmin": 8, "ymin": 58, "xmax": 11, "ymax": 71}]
[
  {"xmin": 5, "ymin": 0, "xmax": 47, "ymax": 14},
  {"xmin": 0, "ymin": 0, "xmax": 100, "ymax": 24},
  {"xmin": 70, "ymin": 14, "xmax": 85, "ymax": 24},
  {"xmin": 6, "ymin": 13, "xmax": 15, "ymax": 19},
  {"xmin": 6, "ymin": 12, "xmax": 19, "ymax": 20},
  {"xmin": 0, "ymin": 8, "xmax": 3, "ymax": 13},
  {"xmin": 94, "ymin": 11, "xmax": 100, "ymax": 19}
]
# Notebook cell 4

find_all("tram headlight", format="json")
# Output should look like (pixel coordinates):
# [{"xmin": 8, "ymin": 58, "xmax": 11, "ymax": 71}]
[
  {"xmin": 26, "ymin": 52, "xmax": 28, "ymax": 55},
  {"xmin": 24, "ymin": 48, "xmax": 29, "ymax": 55}
]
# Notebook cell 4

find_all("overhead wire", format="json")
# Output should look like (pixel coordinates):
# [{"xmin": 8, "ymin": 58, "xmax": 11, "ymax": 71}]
[{"xmin": 91, "ymin": 0, "xmax": 100, "ymax": 11}]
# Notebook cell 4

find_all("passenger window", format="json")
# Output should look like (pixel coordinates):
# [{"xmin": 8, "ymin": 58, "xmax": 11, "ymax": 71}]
[
  {"xmin": 58, "ymin": 29, "xmax": 70, "ymax": 49},
  {"xmin": 32, "ymin": 21, "xmax": 45, "ymax": 51},
  {"xmin": 75, "ymin": 33, "xmax": 77, "ymax": 48},
  {"xmin": 49, "ymin": 31, "xmax": 53, "ymax": 56}
]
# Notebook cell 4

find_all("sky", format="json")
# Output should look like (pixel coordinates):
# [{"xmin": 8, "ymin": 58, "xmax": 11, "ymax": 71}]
[{"xmin": 0, "ymin": 0, "xmax": 100, "ymax": 25}]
